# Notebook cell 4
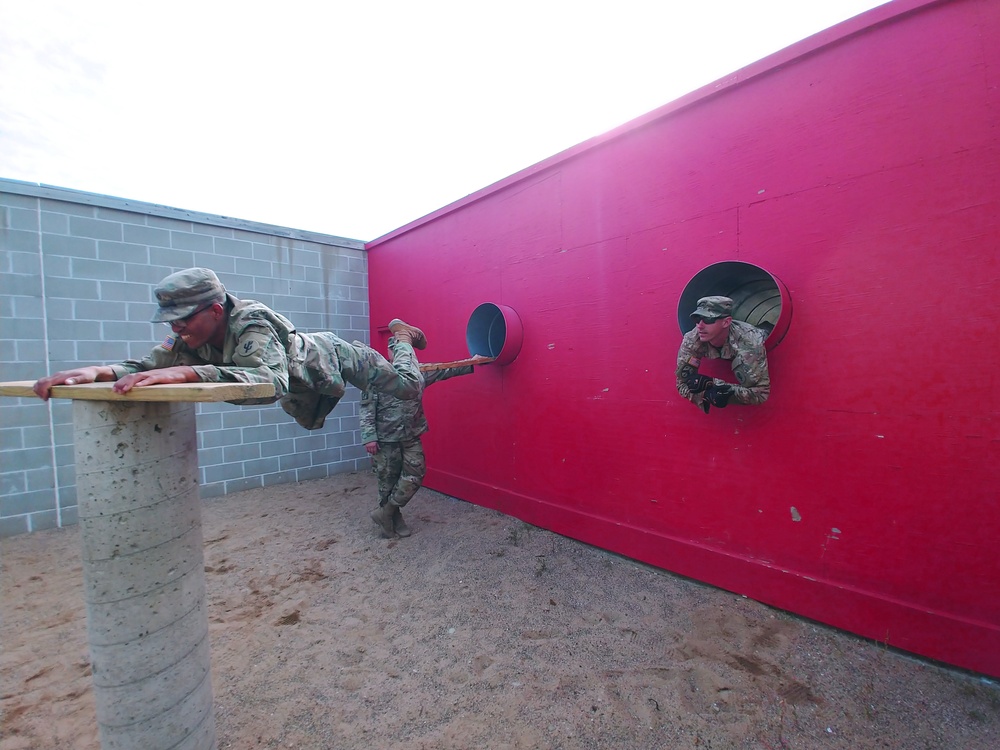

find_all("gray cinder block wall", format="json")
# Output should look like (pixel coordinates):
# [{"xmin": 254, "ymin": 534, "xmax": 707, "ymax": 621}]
[{"xmin": 0, "ymin": 179, "xmax": 371, "ymax": 537}]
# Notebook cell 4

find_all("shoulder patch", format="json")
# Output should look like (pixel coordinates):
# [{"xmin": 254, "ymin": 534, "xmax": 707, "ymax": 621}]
[{"xmin": 234, "ymin": 330, "xmax": 272, "ymax": 364}]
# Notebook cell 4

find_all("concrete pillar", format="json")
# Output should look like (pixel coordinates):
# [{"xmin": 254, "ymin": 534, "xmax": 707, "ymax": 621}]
[{"xmin": 73, "ymin": 399, "xmax": 217, "ymax": 750}]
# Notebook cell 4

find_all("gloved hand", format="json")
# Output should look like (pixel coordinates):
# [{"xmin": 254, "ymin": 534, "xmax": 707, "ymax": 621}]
[
  {"xmin": 684, "ymin": 371, "xmax": 714, "ymax": 393},
  {"xmin": 704, "ymin": 384, "xmax": 733, "ymax": 409}
]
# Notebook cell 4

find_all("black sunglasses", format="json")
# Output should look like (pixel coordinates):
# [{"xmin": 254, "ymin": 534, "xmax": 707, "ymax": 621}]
[
  {"xmin": 693, "ymin": 316, "xmax": 720, "ymax": 325},
  {"xmin": 171, "ymin": 304, "xmax": 212, "ymax": 326}
]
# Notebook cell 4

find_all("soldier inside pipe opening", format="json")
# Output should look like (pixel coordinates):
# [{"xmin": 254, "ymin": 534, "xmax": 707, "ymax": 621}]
[
  {"xmin": 361, "ymin": 343, "xmax": 491, "ymax": 540},
  {"xmin": 32, "ymin": 267, "xmax": 426, "ymax": 430},
  {"xmin": 674, "ymin": 295, "xmax": 771, "ymax": 414}
]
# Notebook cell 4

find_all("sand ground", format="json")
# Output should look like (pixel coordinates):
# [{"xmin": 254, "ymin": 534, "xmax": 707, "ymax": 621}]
[{"xmin": 2, "ymin": 470, "xmax": 998, "ymax": 749}]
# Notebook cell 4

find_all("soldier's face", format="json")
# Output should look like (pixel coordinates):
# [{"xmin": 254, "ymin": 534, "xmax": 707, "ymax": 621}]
[
  {"xmin": 695, "ymin": 316, "xmax": 731, "ymax": 347},
  {"xmin": 169, "ymin": 303, "xmax": 222, "ymax": 348}
]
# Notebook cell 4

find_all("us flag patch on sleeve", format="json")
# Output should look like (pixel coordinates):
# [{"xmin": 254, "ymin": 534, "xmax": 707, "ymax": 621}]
[{"xmin": 162, "ymin": 335, "xmax": 176, "ymax": 351}]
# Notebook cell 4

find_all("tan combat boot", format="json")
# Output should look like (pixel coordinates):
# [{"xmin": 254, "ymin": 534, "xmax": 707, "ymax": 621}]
[
  {"xmin": 392, "ymin": 506, "xmax": 411, "ymax": 537},
  {"xmin": 388, "ymin": 319, "xmax": 427, "ymax": 350},
  {"xmin": 370, "ymin": 503, "xmax": 395, "ymax": 537}
]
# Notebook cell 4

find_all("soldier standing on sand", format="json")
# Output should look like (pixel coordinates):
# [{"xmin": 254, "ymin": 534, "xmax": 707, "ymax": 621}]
[
  {"xmin": 362, "ymin": 349, "xmax": 491, "ymax": 538},
  {"xmin": 675, "ymin": 295, "xmax": 770, "ymax": 414},
  {"xmin": 32, "ymin": 267, "xmax": 427, "ymax": 429}
]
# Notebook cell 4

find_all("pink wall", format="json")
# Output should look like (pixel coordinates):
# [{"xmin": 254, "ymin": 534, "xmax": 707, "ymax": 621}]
[{"xmin": 367, "ymin": 0, "xmax": 1000, "ymax": 677}]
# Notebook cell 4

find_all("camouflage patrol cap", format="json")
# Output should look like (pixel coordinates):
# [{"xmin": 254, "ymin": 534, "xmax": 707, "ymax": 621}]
[
  {"xmin": 691, "ymin": 296, "xmax": 734, "ymax": 320},
  {"xmin": 151, "ymin": 268, "xmax": 226, "ymax": 323}
]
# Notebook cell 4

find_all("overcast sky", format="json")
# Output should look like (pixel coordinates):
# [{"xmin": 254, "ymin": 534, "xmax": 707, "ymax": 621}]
[{"xmin": 0, "ymin": 1, "xmax": 889, "ymax": 241}]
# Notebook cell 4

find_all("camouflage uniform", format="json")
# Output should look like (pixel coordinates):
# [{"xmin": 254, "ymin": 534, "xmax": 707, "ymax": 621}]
[
  {"xmin": 110, "ymin": 268, "xmax": 422, "ymax": 430},
  {"xmin": 360, "ymin": 365, "xmax": 474, "ymax": 510},
  {"xmin": 675, "ymin": 296, "xmax": 770, "ymax": 409}
]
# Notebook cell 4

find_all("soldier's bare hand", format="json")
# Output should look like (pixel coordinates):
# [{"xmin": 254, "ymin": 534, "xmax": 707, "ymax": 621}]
[
  {"xmin": 364, "ymin": 441, "xmax": 379, "ymax": 455},
  {"xmin": 112, "ymin": 367, "xmax": 197, "ymax": 393},
  {"xmin": 32, "ymin": 366, "xmax": 110, "ymax": 400}
]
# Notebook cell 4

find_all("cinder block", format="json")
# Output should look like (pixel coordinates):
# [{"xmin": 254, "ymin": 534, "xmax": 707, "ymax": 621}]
[
  {"xmin": 191, "ymin": 252, "xmax": 235, "ymax": 273},
  {"xmin": 259, "ymin": 439, "xmax": 294, "ymax": 458},
  {"xmin": 1, "ymin": 487, "xmax": 56, "ymax": 516},
  {"xmin": 243, "ymin": 457, "xmax": 280, "ymax": 476},
  {"xmin": 0, "ymin": 468, "xmax": 26, "ymax": 493},
  {"xmin": 42, "ymin": 232, "xmax": 98, "ymax": 258},
  {"xmin": 200, "ymin": 428, "xmax": 244, "ymax": 449},
  {"xmin": 1, "ymin": 228, "xmax": 40, "ymax": 252},
  {"xmin": 0, "ymin": 405, "xmax": 52, "ymax": 430},
  {"xmin": 2, "ymin": 360, "xmax": 45, "ymax": 381},
  {"xmin": 126, "ymin": 262, "xmax": 174, "ymax": 284},
  {"xmin": 70, "ymin": 216, "xmax": 122, "ymax": 241},
  {"xmin": 0, "ymin": 514, "xmax": 29, "ymax": 538},
  {"xmin": 220, "ymin": 409, "xmax": 262, "ymax": 430},
  {"xmin": 0, "ymin": 426, "xmax": 25, "ymax": 452},
  {"xmin": 223, "ymin": 476, "xmax": 263, "ymax": 494},
  {"xmin": 76, "ymin": 299, "xmax": 128, "ymax": 321},
  {"xmin": 59, "ymin": 504, "xmax": 78, "ymax": 526},
  {"xmin": 242, "ymin": 424, "xmax": 279, "ymax": 444},
  {"xmin": 222, "ymin": 442, "xmax": 260, "ymax": 463},
  {"xmin": 12, "ymin": 294, "xmax": 45, "ymax": 318},
  {"xmin": 202, "ymin": 462, "xmax": 244, "ymax": 484},
  {"xmin": 262, "ymin": 470, "xmax": 299, "ymax": 486},
  {"xmin": 97, "ymin": 240, "xmax": 149, "ymax": 264},
  {"xmin": 43, "ymin": 275, "xmax": 100, "ymax": 300},
  {"xmin": 72, "ymin": 256, "xmax": 126, "ymax": 281},
  {"xmin": 98, "ymin": 280, "xmax": 154, "ymax": 303},
  {"xmin": 196, "ymin": 447, "xmax": 224, "ymax": 468},
  {"xmin": 279, "ymin": 452, "xmax": 312, "ymax": 471},
  {"xmin": 4, "ymin": 205, "xmax": 39, "ymax": 230},
  {"xmin": 29, "ymin": 509, "xmax": 62, "ymax": 532},
  {"xmin": 293, "ymin": 433, "xmax": 326, "ymax": 453},
  {"xmin": 8, "ymin": 250, "xmax": 43, "ymax": 276},
  {"xmin": 213, "ymin": 237, "xmax": 253, "ymax": 256},
  {"xmin": 24, "ymin": 467, "xmax": 54, "ymax": 492},
  {"xmin": 150, "ymin": 246, "xmax": 194, "ymax": 267},
  {"xmin": 15, "ymin": 339, "xmax": 48, "ymax": 363},
  {"xmin": 193, "ymin": 410, "xmax": 222, "ymax": 431},
  {"xmin": 101, "ymin": 321, "xmax": 155, "ymax": 342},
  {"xmin": 169, "ymin": 232, "xmax": 213, "ymax": 252},
  {"xmin": 296, "ymin": 465, "xmax": 330, "ymax": 482},
  {"xmin": 123, "ymin": 224, "xmax": 170, "ymax": 246},
  {"xmin": 310, "ymin": 447, "xmax": 344, "ymax": 465},
  {"xmin": 199, "ymin": 482, "xmax": 225, "ymax": 499},
  {"xmin": 40, "ymin": 211, "xmax": 69, "ymax": 233}
]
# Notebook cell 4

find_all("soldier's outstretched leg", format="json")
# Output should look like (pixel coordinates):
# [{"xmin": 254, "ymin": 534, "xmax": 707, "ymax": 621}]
[
  {"xmin": 387, "ymin": 319, "xmax": 427, "ymax": 349},
  {"xmin": 338, "ymin": 322, "xmax": 426, "ymax": 401}
]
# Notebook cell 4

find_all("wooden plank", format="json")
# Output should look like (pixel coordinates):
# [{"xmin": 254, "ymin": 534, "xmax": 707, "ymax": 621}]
[
  {"xmin": 0, "ymin": 381, "xmax": 275, "ymax": 403},
  {"xmin": 419, "ymin": 356, "xmax": 496, "ymax": 372}
]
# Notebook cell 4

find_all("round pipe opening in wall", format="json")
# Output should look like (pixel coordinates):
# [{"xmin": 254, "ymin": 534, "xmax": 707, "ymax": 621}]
[
  {"xmin": 678, "ymin": 261, "xmax": 792, "ymax": 351},
  {"xmin": 466, "ymin": 303, "xmax": 523, "ymax": 366}
]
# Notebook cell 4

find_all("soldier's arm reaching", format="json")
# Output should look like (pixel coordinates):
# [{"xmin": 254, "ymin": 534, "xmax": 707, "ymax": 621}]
[{"xmin": 726, "ymin": 325, "xmax": 770, "ymax": 406}]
